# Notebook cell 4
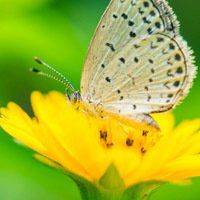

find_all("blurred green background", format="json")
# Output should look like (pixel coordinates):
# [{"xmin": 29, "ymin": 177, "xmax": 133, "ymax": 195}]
[{"xmin": 0, "ymin": 0, "xmax": 199, "ymax": 199}]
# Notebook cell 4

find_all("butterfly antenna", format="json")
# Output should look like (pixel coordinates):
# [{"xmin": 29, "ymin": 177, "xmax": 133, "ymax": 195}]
[
  {"xmin": 34, "ymin": 57, "xmax": 75, "ymax": 92},
  {"xmin": 30, "ymin": 67, "xmax": 72, "ymax": 89}
]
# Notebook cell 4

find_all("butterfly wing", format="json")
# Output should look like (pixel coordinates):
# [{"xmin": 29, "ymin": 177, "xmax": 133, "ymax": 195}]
[
  {"xmin": 98, "ymin": 33, "xmax": 195, "ymax": 114},
  {"xmin": 80, "ymin": 0, "xmax": 196, "ymax": 119}
]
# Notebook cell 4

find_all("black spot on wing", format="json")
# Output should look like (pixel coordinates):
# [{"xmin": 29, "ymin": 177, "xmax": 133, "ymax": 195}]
[
  {"xmin": 105, "ymin": 77, "xmax": 111, "ymax": 83},
  {"xmin": 145, "ymin": 86, "xmax": 149, "ymax": 91},
  {"xmin": 128, "ymin": 20, "xmax": 135, "ymax": 26},
  {"xmin": 143, "ymin": 17, "xmax": 151, "ymax": 24},
  {"xmin": 130, "ymin": 31, "xmax": 136, "ymax": 38},
  {"xmin": 176, "ymin": 67, "xmax": 183, "ymax": 74},
  {"xmin": 174, "ymin": 81, "xmax": 180, "ymax": 87},
  {"xmin": 167, "ymin": 69, "xmax": 174, "ymax": 77},
  {"xmin": 133, "ymin": 105, "xmax": 137, "ymax": 110},
  {"xmin": 149, "ymin": 78, "xmax": 153, "ymax": 82},
  {"xmin": 175, "ymin": 53, "xmax": 181, "ymax": 61},
  {"xmin": 113, "ymin": 14, "xmax": 118, "ymax": 19},
  {"xmin": 147, "ymin": 28, "xmax": 153, "ymax": 35},
  {"xmin": 134, "ymin": 57, "xmax": 139, "ymax": 63},
  {"xmin": 101, "ymin": 64, "xmax": 105, "ymax": 68},
  {"xmin": 157, "ymin": 37, "xmax": 164, "ymax": 42},
  {"xmin": 168, "ymin": 94, "xmax": 174, "ymax": 98},
  {"xmin": 151, "ymin": 68, "xmax": 155, "ymax": 74},
  {"xmin": 169, "ymin": 43, "xmax": 175, "ymax": 50},
  {"xmin": 121, "ymin": 13, "xmax": 128, "ymax": 20},
  {"xmin": 150, "ymin": 10, "xmax": 156, "ymax": 16},
  {"xmin": 119, "ymin": 57, "xmax": 126, "ymax": 64},
  {"xmin": 155, "ymin": 22, "xmax": 161, "ymax": 29},
  {"xmin": 149, "ymin": 59, "xmax": 154, "ymax": 64},
  {"xmin": 131, "ymin": 1, "xmax": 136, "ymax": 6},
  {"xmin": 147, "ymin": 95, "xmax": 152, "ymax": 102},
  {"xmin": 143, "ymin": 1, "xmax": 150, "ymax": 7},
  {"xmin": 106, "ymin": 43, "xmax": 115, "ymax": 52},
  {"xmin": 139, "ymin": 7, "xmax": 145, "ymax": 15}
]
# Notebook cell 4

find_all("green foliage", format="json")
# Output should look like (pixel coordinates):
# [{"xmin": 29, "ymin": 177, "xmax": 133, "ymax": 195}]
[{"xmin": 0, "ymin": 0, "xmax": 199, "ymax": 199}]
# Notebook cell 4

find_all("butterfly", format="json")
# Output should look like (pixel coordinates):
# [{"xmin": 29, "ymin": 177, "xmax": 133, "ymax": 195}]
[{"xmin": 32, "ymin": 0, "xmax": 196, "ymax": 130}]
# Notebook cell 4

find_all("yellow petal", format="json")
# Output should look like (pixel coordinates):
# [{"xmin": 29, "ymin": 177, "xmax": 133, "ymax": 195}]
[
  {"xmin": 0, "ymin": 103, "xmax": 45, "ymax": 154},
  {"xmin": 1, "ymin": 91, "xmax": 200, "ymax": 188},
  {"xmin": 31, "ymin": 91, "xmax": 110, "ymax": 181},
  {"xmin": 152, "ymin": 112, "xmax": 175, "ymax": 135}
]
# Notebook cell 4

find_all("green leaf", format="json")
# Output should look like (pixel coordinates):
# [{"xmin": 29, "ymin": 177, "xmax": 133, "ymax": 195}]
[
  {"xmin": 99, "ymin": 164, "xmax": 125, "ymax": 191},
  {"xmin": 122, "ymin": 181, "xmax": 161, "ymax": 200}
]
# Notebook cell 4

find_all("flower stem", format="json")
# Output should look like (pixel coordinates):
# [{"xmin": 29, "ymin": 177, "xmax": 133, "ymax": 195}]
[
  {"xmin": 77, "ymin": 181, "xmax": 160, "ymax": 200},
  {"xmin": 99, "ymin": 191, "xmax": 122, "ymax": 200}
]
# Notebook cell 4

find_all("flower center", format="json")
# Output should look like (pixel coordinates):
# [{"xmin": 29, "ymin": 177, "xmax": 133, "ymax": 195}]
[{"xmin": 98, "ymin": 121, "xmax": 162, "ymax": 155}]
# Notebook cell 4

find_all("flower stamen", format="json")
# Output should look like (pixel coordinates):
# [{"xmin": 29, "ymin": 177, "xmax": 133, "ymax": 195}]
[
  {"xmin": 99, "ymin": 128, "xmax": 114, "ymax": 148},
  {"xmin": 141, "ymin": 147, "xmax": 147, "ymax": 154},
  {"xmin": 100, "ymin": 130, "xmax": 108, "ymax": 141},
  {"xmin": 142, "ymin": 130, "xmax": 149, "ymax": 136},
  {"xmin": 126, "ymin": 137, "xmax": 134, "ymax": 147}
]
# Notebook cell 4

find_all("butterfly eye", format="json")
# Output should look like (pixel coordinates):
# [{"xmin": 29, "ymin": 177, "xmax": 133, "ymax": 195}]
[{"xmin": 70, "ymin": 91, "xmax": 81, "ymax": 104}]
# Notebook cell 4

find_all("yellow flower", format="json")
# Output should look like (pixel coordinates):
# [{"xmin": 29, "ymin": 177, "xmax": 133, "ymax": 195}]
[{"xmin": 0, "ymin": 91, "xmax": 200, "ymax": 199}]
